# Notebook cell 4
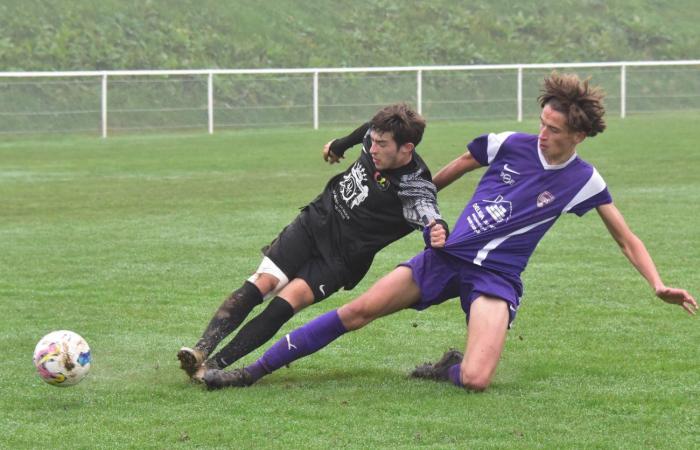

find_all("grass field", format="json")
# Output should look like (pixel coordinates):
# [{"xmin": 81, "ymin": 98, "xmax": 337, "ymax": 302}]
[{"xmin": 1, "ymin": 114, "xmax": 698, "ymax": 449}]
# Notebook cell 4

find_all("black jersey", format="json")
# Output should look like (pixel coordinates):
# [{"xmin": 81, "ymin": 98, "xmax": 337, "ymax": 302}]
[{"xmin": 304, "ymin": 124, "xmax": 442, "ymax": 289}]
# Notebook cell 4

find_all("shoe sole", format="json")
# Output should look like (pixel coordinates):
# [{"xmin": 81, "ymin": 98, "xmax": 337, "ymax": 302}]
[{"xmin": 177, "ymin": 347, "xmax": 204, "ymax": 378}]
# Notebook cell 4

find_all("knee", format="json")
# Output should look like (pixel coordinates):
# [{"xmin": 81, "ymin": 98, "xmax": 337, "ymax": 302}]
[
  {"xmin": 459, "ymin": 366, "xmax": 493, "ymax": 392},
  {"xmin": 338, "ymin": 301, "xmax": 375, "ymax": 331},
  {"xmin": 251, "ymin": 274, "xmax": 279, "ymax": 296}
]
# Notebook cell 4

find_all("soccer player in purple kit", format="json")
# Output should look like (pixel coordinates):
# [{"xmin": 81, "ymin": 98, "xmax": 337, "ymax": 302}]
[{"xmin": 202, "ymin": 72, "xmax": 697, "ymax": 392}]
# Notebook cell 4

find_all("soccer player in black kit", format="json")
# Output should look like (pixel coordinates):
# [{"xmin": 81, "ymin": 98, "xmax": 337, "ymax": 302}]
[{"xmin": 178, "ymin": 103, "xmax": 449, "ymax": 383}]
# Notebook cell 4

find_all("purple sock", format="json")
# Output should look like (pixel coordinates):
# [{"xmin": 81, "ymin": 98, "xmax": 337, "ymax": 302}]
[
  {"xmin": 448, "ymin": 364, "xmax": 463, "ymax": 387},
  {"xmin": 245, "ymin": 309, "xmax": 348, "ymax": 382}
]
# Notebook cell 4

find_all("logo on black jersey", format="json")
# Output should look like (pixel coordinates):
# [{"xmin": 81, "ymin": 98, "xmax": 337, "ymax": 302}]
[
  {"xmin": 374, "ymin": 171, "xmax": 390, "ymax": 190},
  {"xmin": 339, "ymin": 162, "xmax": 369, "ymax": 209}
]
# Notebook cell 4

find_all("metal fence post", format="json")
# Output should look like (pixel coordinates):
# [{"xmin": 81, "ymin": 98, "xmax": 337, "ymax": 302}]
[
  {"xmin": 101, "ymin": 73, "xmax": 108, "ymax": 138},
  {"xmin": 517, "ymin": 66, "xmax": 523, "ymax": 122},
  {"xmin": 620, "ymin": 65, "xmax": 626, "ymax": 119},
  {"xmin": 417, "ymin": 69, "xmax": 423, "ymax": 114},
  {"xmin": 208, "ymin": 72, "xmax": 214, "ymax": 134},
  {"xmin": 313, "ymin": 71, "xmax": 319, "ymax": 130}
]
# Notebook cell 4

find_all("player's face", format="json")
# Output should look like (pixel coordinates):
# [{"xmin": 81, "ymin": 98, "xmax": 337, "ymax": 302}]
[
  {"xmin": 369, "ymin": 130, "xmax": 414, "ymax": 170},
  {"xmin": 538, "ymin": 104, "xmax": 585, "ymax": 164}
]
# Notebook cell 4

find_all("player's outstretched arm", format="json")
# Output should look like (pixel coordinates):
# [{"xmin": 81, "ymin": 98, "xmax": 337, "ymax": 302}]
[
  {"xmin": 597, "ymin": 203, "xmax": 697, "ymax": 315},
  {"xmin": 432, "ymin": 151, "xmax": 482, "ymax": 191},
  {"xmin": 323, "ymin": 122, "xmax": 370, "ymax": 164},
  {"xmin": 322, "ymin": 140, "xmax": 343, "ymax": 164}
]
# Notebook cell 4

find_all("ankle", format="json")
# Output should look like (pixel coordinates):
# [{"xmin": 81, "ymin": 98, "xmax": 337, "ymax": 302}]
[{"xmin": 244, "ymin": 361, "xmax": 268, "ymax": 383}]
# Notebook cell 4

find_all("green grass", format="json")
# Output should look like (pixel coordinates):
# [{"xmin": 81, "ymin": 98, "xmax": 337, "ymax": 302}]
[
  {"xmin": 2, "ymin": 0, "xmax": 699, "ymax": 70},
  {"xmin": 1, "ymin": 115, "xmax": 698, "ymax": 448}
]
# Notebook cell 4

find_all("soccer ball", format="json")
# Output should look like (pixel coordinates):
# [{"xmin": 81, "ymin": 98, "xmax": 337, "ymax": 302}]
[{"xmin": 33, "ymin": 330, "xmax": 91, "ymax": 387}]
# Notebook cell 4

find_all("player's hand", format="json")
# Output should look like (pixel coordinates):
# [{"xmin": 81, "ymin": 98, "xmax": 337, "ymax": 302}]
[
  {"xmin": 428, "ymin": 220, "xmax": 447, "ymax": 248},
  {"xmin": 655, "ymin": 286, "xmax": 698, "ymax": 315},
  {"xmin": 323, "ymin": 140, "xmax": 343, "ymax": 164}
]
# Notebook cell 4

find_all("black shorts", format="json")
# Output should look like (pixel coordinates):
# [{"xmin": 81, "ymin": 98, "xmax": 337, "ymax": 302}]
[{"xmin": 263, "ymin": 210, "xmax": 347, "ymax": 302}]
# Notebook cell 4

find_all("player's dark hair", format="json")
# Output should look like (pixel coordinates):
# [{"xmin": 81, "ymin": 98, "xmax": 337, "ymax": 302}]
[
  {"xmin": 538, "ymin": 72, "xmax": 607, "ymax": 137},
  {"xmin": 370, "ymin": 103, "xmax": 426, "ymax": 147}
]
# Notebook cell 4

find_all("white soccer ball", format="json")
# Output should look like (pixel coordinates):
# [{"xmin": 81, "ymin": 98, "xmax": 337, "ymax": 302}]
[{"xmin": 33, "ymin": 330, "xmax": 91, "ymax": 387}]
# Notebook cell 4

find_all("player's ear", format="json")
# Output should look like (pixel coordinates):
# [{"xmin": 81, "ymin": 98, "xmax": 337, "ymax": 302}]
[
  {"xmin": 400, "ymin": 142, "xmax": 415, "ymax": 154},
  {"xmin": 573, "ymin": 131, "xmax": 586, "ymax": 145}
]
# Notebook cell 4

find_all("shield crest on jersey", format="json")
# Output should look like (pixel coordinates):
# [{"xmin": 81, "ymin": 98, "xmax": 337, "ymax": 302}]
[
  {"xmin": 537, "ymin": 191, "xmax": 555, "ymax": 208},
  {"xmin": 339, "ymin": 162, "xmax": 369, "ymax": 209}
]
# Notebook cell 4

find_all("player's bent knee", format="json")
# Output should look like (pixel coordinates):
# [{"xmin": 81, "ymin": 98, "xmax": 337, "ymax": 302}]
[
  {"xmin": 462, "ymin": 379, "xmax": 491, "ymax": 392},
  {"xmin": 338, "ymin": 301, "xmax": 375, "ymax": 331},
  {"xmin": 250, "ymin": 274, "xmax": 278, "ymax": 295},
  {"xmin": 248, "ymin": 257, "xmax": 290, "ymax": 299},
  {"xmin": 460, "ymin": 367, "xmax": 493, "ymax": 392}
]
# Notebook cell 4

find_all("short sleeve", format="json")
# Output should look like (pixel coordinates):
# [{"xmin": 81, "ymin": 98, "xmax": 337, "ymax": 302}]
[
  {"xmin": 564, "ymin": 168, "xmax": 613, "ymax": 217},
  {"xmin": 466, "ymin": 134, "xmax": 490, "ymax": 166},
  {"xmin": 466, "ymin": 132, "xmax": 516, "ymax": 166},
  {"xmin": 568, "ymin": 189, "xmax": 613, "ymax": 216}
]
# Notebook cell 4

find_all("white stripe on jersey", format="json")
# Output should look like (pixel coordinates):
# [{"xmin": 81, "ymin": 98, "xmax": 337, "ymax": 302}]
[
  {"xmin": 562, "ymin": 168, "xmax": 607, "ymax": 213},
  {"xmin": 486, "ymin": 132, "xmax": 516, "ymax": 164},
  {"xmin": 473, "ymin": 216, "xmax": 557, "ymax": 266},
  {"xmin": 472, "ymin": 169, "xmax": 606, "ymax": 266}
]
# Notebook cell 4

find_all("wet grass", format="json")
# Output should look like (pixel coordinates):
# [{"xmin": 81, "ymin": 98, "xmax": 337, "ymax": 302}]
[{"xmin": 1, "ymin": 114, "xmax": 698, "ymax": 448}]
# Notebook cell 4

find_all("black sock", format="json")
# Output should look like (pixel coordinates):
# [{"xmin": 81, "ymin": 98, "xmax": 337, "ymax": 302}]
[
  {"xmin": 211, "ymin": 296, "xmax": 295, "ymax": 369},
  {"xmin": 194, "ymin": 281, "xmax": 263, "ymax": 355}
]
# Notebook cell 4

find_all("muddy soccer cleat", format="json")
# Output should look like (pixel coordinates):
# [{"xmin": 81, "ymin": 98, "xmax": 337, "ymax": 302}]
[
  {"xmin": 191, "ymin": 359, "xmax": 220, "ymax": 383},
  {"xmin": 203, "ymin": 368, "xmax": 254, "ymax": 390},
  {"xmin": 177, "ymin": 346, "xmax": 207, "ymax": 379},
  {"xmin": 410, "ymin": 349, "xmax": 463, "ymax": 381}
]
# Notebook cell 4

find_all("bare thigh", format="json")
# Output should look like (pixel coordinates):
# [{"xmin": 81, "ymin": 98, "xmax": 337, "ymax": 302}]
[
  {"xmin": 338, "ymin": 266, "xmax": 421, "ymax": 331},
  {"xmin": 459, "ymin": 295, "xmax": 510, "ymax": 390}
]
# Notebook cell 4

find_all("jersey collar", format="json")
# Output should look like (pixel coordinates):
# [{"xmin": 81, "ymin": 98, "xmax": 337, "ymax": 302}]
[{"xmin": 537, "ymin": 139, "xmax": 578, "ymax": 170}]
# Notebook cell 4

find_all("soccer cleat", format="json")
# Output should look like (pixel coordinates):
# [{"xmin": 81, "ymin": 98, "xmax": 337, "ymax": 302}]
[
  {"xmin": 177, "ymin": 346, "xmax": 207, "ymax": 379},
  {"xmin": 203, "ymin": 368, "xmax": 254, "ymax": 390},
  {"xmin": 410, "ymin": 349, "xmax": 463, "ymax": 381},
  {"xmin": 191, "ymin": 359, "xmax": 220, "ymax": 383}
]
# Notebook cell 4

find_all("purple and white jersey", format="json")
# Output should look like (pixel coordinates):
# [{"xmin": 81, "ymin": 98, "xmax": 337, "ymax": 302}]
[{"xmin": 443, "ymin": 132, "xmax": 612, "ymax": 277}]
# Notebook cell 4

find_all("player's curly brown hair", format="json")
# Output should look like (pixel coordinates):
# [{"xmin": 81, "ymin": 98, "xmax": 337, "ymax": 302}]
[
  {"xmin": 370, "ymin": 103, "xmax": 426, "ymax": 147},
  {"xmin": 538, "ymin": 72, "xmax": 607, "ymax": 137}
]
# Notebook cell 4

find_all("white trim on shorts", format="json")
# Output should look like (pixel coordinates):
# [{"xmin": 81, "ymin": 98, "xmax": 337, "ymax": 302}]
[{"xmin": 247, "ymin": 256, "xmax": 290, "ymax": 299}]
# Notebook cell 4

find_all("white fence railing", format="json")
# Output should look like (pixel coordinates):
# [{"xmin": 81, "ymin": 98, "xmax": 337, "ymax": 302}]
[{"xmin": 1, "ymin": 60, "xmax": 699, "ymax": 137}]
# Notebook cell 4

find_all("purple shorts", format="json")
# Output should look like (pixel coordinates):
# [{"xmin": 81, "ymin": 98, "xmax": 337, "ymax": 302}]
[{"xmin": 401, "ymin": 248, "xmax": 523, "ymax": 326}]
